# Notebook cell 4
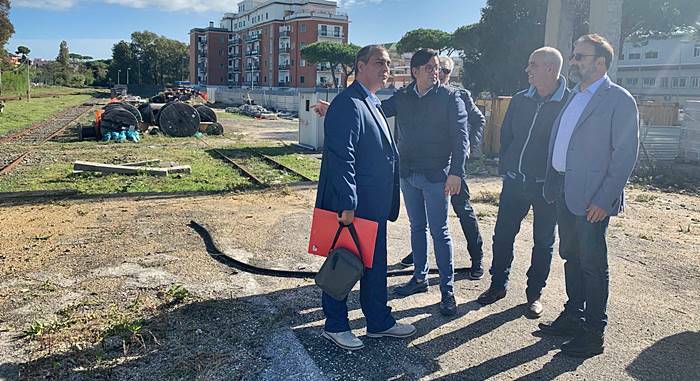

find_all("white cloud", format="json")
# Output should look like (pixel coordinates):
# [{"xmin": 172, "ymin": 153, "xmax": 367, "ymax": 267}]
[
  {"xmin": 337, "ymin": 0, "xmax": 384, "ymax": 9},
  {"xmin": 13, "ymin": 0, "xmax": 237, "ymax": 12},
  {"xmin": 13, "ymin": 0, "xmax": 78, "ymax": 9}
]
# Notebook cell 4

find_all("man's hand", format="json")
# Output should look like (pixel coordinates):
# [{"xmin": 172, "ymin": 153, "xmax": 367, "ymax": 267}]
[
  {"xmin": 444, "ymin": 175, "xmax": 461, "ymax": 196},
  {"xmin": 338, "ymin": 210, "xmax": 355, "ymax": 226},
  {"xmin": 586, "ymin": 204, "xmax": 608, "ymax": 223},
  {"xmin": 310, "ymin": 100, "xmax": 330, "ymax": 117}
]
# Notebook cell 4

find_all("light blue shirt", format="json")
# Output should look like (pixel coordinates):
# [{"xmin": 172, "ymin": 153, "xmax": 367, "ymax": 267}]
[
  {"xmin": 552, "ymin": 75, "xmax": 608, "ymax": 172},
  {"xmin": 357, "ymin": 81, "xmax": 392, "ymax": 142},
  {"xmin": 357, "ymin": 81, "xmax": 382, "ymax": 108}
]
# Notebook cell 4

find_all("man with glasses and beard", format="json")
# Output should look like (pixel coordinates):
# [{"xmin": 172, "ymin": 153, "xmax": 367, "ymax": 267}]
[
  {"xmin": 396, "ymin": 56, "xmax": 486, "ymax": 282},
  {"xmin": 540, "ymin": 34, "xmax": 639, "ymax": 358}
]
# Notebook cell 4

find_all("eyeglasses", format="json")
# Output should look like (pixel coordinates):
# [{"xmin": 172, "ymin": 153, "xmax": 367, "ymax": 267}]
[
  {"xmin": 422, "ymin": 64, "xmax": 439, "ymax": 73},
  {"xmin": 570, "ymin": 53, "xmax": 597, "ymax": 61},
  {"xmin": 441, "ymin": 68, "xmax": 451, "ymax": 75}
]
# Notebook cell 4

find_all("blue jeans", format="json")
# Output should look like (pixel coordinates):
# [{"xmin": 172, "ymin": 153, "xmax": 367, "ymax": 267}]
[
  {"xmin": 400, "ymin": 174, "xmax": 454, "ymax": 296},
  {"xmin": 322, "ymin": 220, "xmax": 396, "ymax": 334},
  {"xmin": 490, "ymin": 176, "xmax": 557, "ymax": 300},
  {"xmin": 450, "ymin": 177, "xmax": 484, "ymax": 266},
  {"xmin": 557, "ymin": 191, "xmax": 610, "ymax": 333}
]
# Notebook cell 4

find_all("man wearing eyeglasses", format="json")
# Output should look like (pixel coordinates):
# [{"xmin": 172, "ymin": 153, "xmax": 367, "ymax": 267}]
[
  {"xmin": 396, "ymin": 56, "xmax": 486, "ymax": 282},
  {"xmin": 476, "ymin": 47, "xmax": 570, "ymax": 321},
  {"xmin": 540, "ymin": 34, "xmax": 639, "ymax": 358}
]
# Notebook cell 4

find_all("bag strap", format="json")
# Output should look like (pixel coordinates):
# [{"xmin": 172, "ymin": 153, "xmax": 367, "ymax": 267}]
[{"xmin": 329, "ymin": 223, "xmax": 363, "ymax": 259}]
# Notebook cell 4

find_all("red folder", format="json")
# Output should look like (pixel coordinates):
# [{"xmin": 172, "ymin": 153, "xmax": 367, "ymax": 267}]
[{"xmin": 308, "ymin": 208, "xmax": 378, "ymax": 268}]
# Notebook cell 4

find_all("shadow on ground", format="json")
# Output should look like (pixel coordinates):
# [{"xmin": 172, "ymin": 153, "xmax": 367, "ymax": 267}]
[{"xmin": 626, "ymin": 331, "xmax": 700, "ymax": 381}]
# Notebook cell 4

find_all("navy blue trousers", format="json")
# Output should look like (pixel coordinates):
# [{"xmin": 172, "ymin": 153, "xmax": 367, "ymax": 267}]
[{"xmin": 322, "ymin": 220, "xmax": 395, "ymax": 334}]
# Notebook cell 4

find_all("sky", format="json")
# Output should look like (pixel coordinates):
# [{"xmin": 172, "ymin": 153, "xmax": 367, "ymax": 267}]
[{"xmin": 6, "ymin": 0, "xmax": 487, "ymax": 60}]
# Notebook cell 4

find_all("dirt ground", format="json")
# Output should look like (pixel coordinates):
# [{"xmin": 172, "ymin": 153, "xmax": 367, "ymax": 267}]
[{"xmin": 0, "ymin": 115, "xmax": 699, "ymax": 380}]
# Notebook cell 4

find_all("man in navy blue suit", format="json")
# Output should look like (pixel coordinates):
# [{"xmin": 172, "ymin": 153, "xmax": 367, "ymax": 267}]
[{"xmin": 315, "ymin": 45, "xmax": 417, "ymax": 351}]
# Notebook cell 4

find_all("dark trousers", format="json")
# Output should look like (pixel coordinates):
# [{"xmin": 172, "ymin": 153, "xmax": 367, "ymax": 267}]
[
  {"xmin": 557, "ymin": 191, "xmax": 610, "ymax": 333},
  {"xmin": 450, "ymin": 177, "xmax": 484, "ymax": 266},
  {"xmin": 490, "ymin": 177, "xmax": 557, "ymax": 300},
  {"xmin": 322, "ymin": 220, "xmax": 396, "ymax": 334}
]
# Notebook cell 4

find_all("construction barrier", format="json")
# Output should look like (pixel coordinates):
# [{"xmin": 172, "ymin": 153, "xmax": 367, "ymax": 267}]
[{"xmin": 476, "ymin": 97, "xmax": 512, "ymax": 157}]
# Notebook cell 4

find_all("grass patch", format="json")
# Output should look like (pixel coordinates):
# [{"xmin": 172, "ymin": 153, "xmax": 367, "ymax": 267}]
[
  {"xmin": 472, "ymin": 190, "xmax": 500, "ymax": 206},
  {"xmin": 1, "ymin": 85, "xmax": 94, "ymax": 98},
  {"xmin": 0, "ymin": 94, "xmax": 93, "ymax": 136},
  {"xmin": 0, "ymin": 137, "xmax": 251, "ymax": 194},
  {"xmin": 634, "ymin": 193, "xmax": 658, "ymax": 203}
]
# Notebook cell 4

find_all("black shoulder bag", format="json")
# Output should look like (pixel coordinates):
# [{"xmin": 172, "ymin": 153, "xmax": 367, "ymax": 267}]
[{"xmin": 314, "ymin": 223, "xmax": 365, "ymax": 301}]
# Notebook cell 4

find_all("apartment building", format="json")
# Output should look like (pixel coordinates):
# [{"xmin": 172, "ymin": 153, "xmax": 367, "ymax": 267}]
[
  {"xmin": 215, "ymin": 0, "xmax": 349, "ymax": 88},
  {"xmin": 189, "ymin": 23, "xmax": 230, "ymax": 86},
  {"xmin": 617, "ymin": 34, "xmax": 700, "ymax": 105}
]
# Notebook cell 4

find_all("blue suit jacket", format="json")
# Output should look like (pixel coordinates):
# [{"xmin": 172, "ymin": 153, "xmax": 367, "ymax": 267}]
[
  {"xmin": 544, "ymin": 76, "xmax": 639, "ymax": 216},
  {"xmin": 315, "ymin": 81, "xmax": 401, "ymax": 222}
]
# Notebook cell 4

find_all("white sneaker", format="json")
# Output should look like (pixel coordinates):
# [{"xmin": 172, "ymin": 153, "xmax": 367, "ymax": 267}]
[
  {"xmin": 366, "ymin": 323, "xmax": 417, "ymax": 338},
  {"xmin": 321, "ymin": 330, "xmax": 364, "ymax": 350}
]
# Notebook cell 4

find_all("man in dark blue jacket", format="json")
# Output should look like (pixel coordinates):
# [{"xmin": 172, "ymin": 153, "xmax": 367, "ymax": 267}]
[
  {"xmin": 386, "ymin": 49, "xmax": 469, "ymax": 316},
  {"xmin": 397, "ymin": 55, "xmax": 486, "ymax": 281},
  {"xmin": 316, "ymin": 45, "xmax": 416, "ymax": 351},
  {"xmin": 477, "ymin": 47, "xmax": 570, "ymax": 319}
]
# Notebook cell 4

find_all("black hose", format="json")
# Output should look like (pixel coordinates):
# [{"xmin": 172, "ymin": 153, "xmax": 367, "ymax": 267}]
[{"xmin": 189, "ymin": 220, "xmax": 471, "ymax": 279}]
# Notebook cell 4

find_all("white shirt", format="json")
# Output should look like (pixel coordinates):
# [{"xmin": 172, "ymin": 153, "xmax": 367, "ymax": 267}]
[{"xmin": 552, "ymin": 75, "xmax": 608, "ymax": 172}]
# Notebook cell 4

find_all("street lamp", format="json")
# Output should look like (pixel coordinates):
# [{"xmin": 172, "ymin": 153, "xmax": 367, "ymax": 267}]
[
  {"xmin": 117, "ymin": 69, "xmax": 121, "ymax": 85},
  {"xmin": 127, "ymin": 67, "xmax": 131, "ymax": 85}
]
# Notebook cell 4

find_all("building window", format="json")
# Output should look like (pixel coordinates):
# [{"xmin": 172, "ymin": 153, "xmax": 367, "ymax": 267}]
[
  {"xmin": 644, "ymin": 51, "xmax": 658, "ymax": 59},
  {"xmin": 619, "ymin": 54, "xmax": 624, "ymax": 60},
  {"xmin": 219, "ymin": 49, "xmax": 224, "ymax": 56},
  {"xmin": 300, "ymin": 24, "xmax": 306, "ymax": 33},
  {"xmin": 661, "ymin": 77, "xmax": 669, "ymax": 88},
  {"xmin": 320, "ymin": 25, "xmax": 328, "ymax": 36},
  {"xmin": 671, "ymin": 77, "xmax": 687, "ymax": 88},
  {"xmin": 625, "ymin": 78, "xmax": 638, "ymax": 87},
  {"xmin": 300, "ymin": 76, "xmax": 305, "ymax": 83},
  {"xmin": 642, "ymin": 78, "xmax": 656, "ymax": 88},
  {"xmin": 691, "ymin": 77, "xmax": 700, "ymax": 88},
  {"xmin": 266, "ymin": 13, "xmax": 268, "ymax": 20},
  {"xmin": 300, "ymin": 59, "xmax": 305, "ymax": 67},
  {"xmin": 334, "ymin": 26, "xmax": 341, "ymax": 37},
  {"xmin": 694, "ymin": 44, "xmax": 700, "ymax": 57},
  {"xmin": 628, "ymin": 53, "xmax": 641, "ymax": 59}
]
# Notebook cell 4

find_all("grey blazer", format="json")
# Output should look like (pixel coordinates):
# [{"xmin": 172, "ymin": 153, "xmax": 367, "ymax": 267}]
[{"xmin": 543, "ymin": 76, "xmax": 639, "ymax": 217}]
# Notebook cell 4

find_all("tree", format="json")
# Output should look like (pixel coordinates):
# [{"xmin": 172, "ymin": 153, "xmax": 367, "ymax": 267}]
[
  {"xmin": 16, "ymin": 46, "xmax": 30, "ymax": 63},
  {"xmin": 301, "ymin": 42, "xmax": 360, "ymax": 88},
  {"xmin": 396, "ymin": 28, "xmax": 454, "ymax": 55},
  {"xmin": 473, "ymin": 0, "xmax": 547, "ymax": 95},
  {"xmin": 108, "ymin": 32, "xmax": 188, "ymax": 85},
  {"xmin": 57, "ymin": 40, "xmax": 69, "ymax": 65},
  {"xmin": 452, "ymin": 24, "xmax": 486, "ymax": 93},
  {"xmin": 0, "ymin": 0, "xmax": 13, "ymax": 55}
]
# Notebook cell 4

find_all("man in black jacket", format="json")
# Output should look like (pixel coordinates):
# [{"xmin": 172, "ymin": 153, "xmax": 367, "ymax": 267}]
[
  {"xmin": 397, "ymin": 56, "xmax": 486, "ymax": 281},
  {"xmin": 477, "ymin": 47, "xmax": 570, "ymax": 319}
]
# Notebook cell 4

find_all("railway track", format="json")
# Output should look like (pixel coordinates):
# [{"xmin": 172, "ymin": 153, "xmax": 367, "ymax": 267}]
[{"xmin": 0, "ymin": 101, "xmax": 96, "ymax": 175}]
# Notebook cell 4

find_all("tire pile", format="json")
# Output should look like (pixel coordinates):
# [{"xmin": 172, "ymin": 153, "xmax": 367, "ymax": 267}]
[{"xmin": 86, "ymin": 101, "xmax": 223, "ymax": 142}]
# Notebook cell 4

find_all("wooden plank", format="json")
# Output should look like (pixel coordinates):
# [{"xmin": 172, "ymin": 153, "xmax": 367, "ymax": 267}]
[
  {"xmin": 122, "ymin": 159, "xmax": 161, "ymax": 167},
  {"xmin": 164, "ymin": 165, "xmax": 191, "ymax": 174},
  {"xmin": 73, "ymin": 161, "xmax": 170, "ymax": 176}
]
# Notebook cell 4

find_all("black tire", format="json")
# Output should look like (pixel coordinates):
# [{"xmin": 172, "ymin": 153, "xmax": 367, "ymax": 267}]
[
  {"xmin": 195, "ymin": 105, "xmax": 217, "ymax": 123},
  {"xmin": 101, "ymin": 107, "xmax": 139, "ymax": 132},
  {"xmin": 158, "ymin": 102, "xmax": 201, "ymax": 137},
  {"xmin": 137, "ymin": 103, "xmax": 155, "ymax": 124}
]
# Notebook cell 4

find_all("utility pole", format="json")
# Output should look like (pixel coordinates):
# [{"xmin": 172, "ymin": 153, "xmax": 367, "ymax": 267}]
[
  {"xmin": 26, "ymin": 58, "xmax": 31, "ymax": 101},
  {"xmin": 0, "ymin": 65, "xmax": 3, "ymax": 97},
  {"xmin": 127, "ymin": 67, "xmax": 131, "ymax": 85},
  {"xmin": 117, "ymin": 69, "xmax": 121, "ymax": 85}
]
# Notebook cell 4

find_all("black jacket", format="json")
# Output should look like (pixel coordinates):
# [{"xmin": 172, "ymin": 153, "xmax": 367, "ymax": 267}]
[
  {"xmin": 449, "ymin": 86, "xmax": 485, "ymax": 157},
  {"xmin": 499, "ymin": 76, "xmax": 570, "ymax": 181},
  {"xmin": 383, "ymin": 83, "xmax": 469, "ymax": 182}
]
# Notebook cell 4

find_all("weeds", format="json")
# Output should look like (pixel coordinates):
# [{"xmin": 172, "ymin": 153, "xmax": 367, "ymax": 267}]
[
  {"xmin": 639, "ymin": 234, "xmax": 655, "ymax": 241},
  {"xmin": 473, "ymin": 191, "xmax": 500, "ymax": 206},
  {"xmin": 634, "ymin": 194, "xmax": 658, "ymax": 203},
  {"xmin": 165, "ymin": 284, "xmax": 190, "ymax": 304}
]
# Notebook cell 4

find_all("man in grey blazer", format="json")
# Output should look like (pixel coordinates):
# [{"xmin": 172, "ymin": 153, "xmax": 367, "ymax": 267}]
[{"xmin": 540, "ymin": 34, "xmax": 639, "ymax": 358}]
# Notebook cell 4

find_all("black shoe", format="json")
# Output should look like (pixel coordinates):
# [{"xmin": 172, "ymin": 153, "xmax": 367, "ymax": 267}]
[
  {"xmin": 399, "ymin": 253, "xmax": 414, "ymax": 268},
  {"xmin": 467, "ymin": 265, "xmax": 484, "ymax": 280},
  {"xmin": 538, "ymin": 312, "xmax": 584, "ymax": 337},
  {"xmin": 561, "ymin": 325, "xmax": 604, "ymax": 358},
  {"xmin": 394, "ymin": 277, "xmax": 428, "ymax": 296},
  {"xmin": 476, "ymin": 287, "xmax": 506, "ymax": 306},
  {"xmin": 440, "ymin": 294, "xmax": 457, "ymax": 316}
]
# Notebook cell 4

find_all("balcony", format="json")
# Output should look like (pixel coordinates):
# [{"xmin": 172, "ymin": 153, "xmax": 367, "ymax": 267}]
[
  {"xmin": 246, "ymin": 65, "xmax": 260, "ymax": 71},
  {"xmin": 246, "ymin": 33, "xmax": 262, "ymax": 42},
  {"xmin": 279, "ymin": 30, "xmax": 290, "ymax": 38},
  {"xmin": 228, "ymin": 37, "xmax": 242, "ymax": 46},
  {"xmin": 278, "ymin": 81, "xmax": 291, "ymax": 87},
  {"xmin": 278, "ymin": 63, "xmax": 291, "ymax": 70},
  {"xmin": 318, "ymin": 32, "xmax": 344, "ymax": 40},
  {"xmin": 279, "ymin": 46, "xmax": 290, "ymax": 53},
  {"xmin": 316, "ymin": 64, "xmax": 332, "ymax": 71},
  {"xmin": 229, "ymin": 51, "xmax": 241, "ymax": 58},
  {"xmin": 246, "ymin": 50, "xmax": 260, "ymax": 56}
]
